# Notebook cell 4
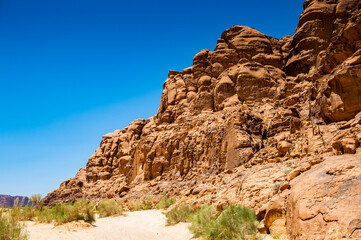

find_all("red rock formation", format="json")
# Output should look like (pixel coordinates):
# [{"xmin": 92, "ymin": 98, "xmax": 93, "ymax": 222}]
[
  {"xmin": 43, "ymin": 1, "xmax": 361, "ymax": 239},
  {"xmin": 285, "ymin": 0, "xmax": 361, "ymax": 76}
]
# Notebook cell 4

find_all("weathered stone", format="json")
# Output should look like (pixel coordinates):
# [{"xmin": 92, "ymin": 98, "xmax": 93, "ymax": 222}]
[
  {"xmin": 278, "ymin": 141, "xmax": 291, "ymax": 157},
  {"xmin": 279, "ymin": 182, "xmax": 290, "ymax": 192},
  {"xmin": 287, "ymin": 154, "xmax": 361, "ymax": 240},
  {"xmin": 287, "ymin": 169, "xmax": 301, "ymax": 181},
  {"xmin": 42, "ymin": 3, "xmax": 361, "ymax": 240},
  {"xmin": 257, "ymin": 220, "xmax": 268, "ymax": 234}
]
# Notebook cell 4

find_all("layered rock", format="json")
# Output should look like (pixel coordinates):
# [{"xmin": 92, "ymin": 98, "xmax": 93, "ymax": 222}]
[{"xmin": 43, "ymin": 1, "xmax": 361, "ymax": 239}]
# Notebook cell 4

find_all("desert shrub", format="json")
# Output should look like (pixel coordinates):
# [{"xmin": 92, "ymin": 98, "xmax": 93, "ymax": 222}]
[
  {"xmin": 19, "ymin": 205, "xmax": 36, "ymax": 221},
  {"xmin": 35, "ymin": 207, "xmax": 53, "ymax": 223},
  {"xmin": 10, "ymin": 204, "xmax": 21, "ymax": 220},
  {"xmin": 156, "ymin": 195, "xmax": 175, "ymax": 210},
  {"xmin": 128, "ymin": 199, "xmax": 142, "ymax": 211},
  {"xmin": 51, "ymin": 203, "xmax": 71, "ymax": 224},
  {"xmin": 0, "ymin": 207, "xmax": 28, "ymax": 240},
  {"xmin": 34, "ymin": 199, "xmax": 95, "ymax": 225},
  {"xmin": 50, "ymin": 199, "xmax": 95, "ymax": 225},
  {"xmin": 128, "ymin": 196, "xmax": 153, "ymax": 211},
  {"xmin": 166, "ymin": 205, "xmax": 194, "ymax": 225},
  {"xmin": 97, "ymin": 199, "xmax": 123, "ymax": 217},
  {"xmin": 206, "ymin": 205, "xmax": 257, "ymax": 240},
  {"xmin": 6, "ymin": 198, "xmax": 95, "ymax": 226},
  {"xmin": 189, "ymin": 204, "xmax": 258, "ymax": 240},
  {"xmin": 29, "ymin": 194, "xmax": 42, "ymax": 207},
  {"xmin": 141, "ymin": 196, "xmax": 153, "ymax": 210},
  {"xmin": 189, "ymin": 204, "xmax": 217, "ymax": 237}
]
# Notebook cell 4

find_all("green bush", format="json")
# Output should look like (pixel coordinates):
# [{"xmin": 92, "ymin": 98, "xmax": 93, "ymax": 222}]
[
  {"xmin": 207, "ymin": 205, "xmax": 257, "ymax": 240},
  {"xmin": 51, "ymin": 199, "xmax": 95, "ymax": 225},
  {"xmin": 156, "ymin": 195, "xmax": 175, "ymax": 210},
  {"xmin": 97, "ymin": 199, "xmax": 123, "ymax": 217},
  {"xmin": 35, "ymin": 207, "xmax": 53, "ymax": 223},
  {"xmin": 141, "ymin": 196, "xmax": 153, "ymax": 210},
  {"xmin": 0, "ymin": 207, "xmax": 28, "ymax": 240},
  {"xmin": 166, "ymin": 205, "xmax": 194, "ymax": 225},
  {"xmin": 189, "ymin": 204, "xmax": 217, "ymax": 237},
  {"xmin": 128, "ymin": 196, "xmax": 153, "ymax": 211},
  {"xmin": 189, "ymin": 204, "xmax": 258, "ymax": 240}
]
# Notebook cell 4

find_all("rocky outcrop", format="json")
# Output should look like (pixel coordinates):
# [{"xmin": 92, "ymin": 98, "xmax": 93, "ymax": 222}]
[
  {"xmin": 285, "ymin": 0, "xmax": 361, "ymax": 76},
  {"xmin": 86, "ymin": 119, "xmax": 146, "ymax": 183},
  {"xmin": 156, "ymin": 26, "xmax": 285, "ymax": 124},
  {"xmin": 0, "ymin": 194, "xmax": 30, "ymax": 208},
  {"xmin": 287, "ymin": 153, "xmax": 361, "ymax": 240},
  {"xmin": 311, "ymin": 9, "xmax": 361, "ymax": 122},
  {"xmin": 43, "ymin": 1, "xmax": 361, "ymax": 239}
]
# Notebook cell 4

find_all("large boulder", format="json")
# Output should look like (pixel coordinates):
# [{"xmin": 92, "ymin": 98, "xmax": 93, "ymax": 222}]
[{"xmin": 286, "ymin": 153, "xmax": 361, "ymax": 239}]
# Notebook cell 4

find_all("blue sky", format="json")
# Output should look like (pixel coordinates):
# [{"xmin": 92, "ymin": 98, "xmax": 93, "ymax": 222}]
[{"xmin": 0, "ymin": 0, "xmax": 304, "ymax": 197}]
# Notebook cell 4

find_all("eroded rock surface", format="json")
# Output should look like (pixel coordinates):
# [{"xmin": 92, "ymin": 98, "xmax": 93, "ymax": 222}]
[
  {"xmin": 43, "ymin": 1, "xmax": 361, "ymax": 239},
  {"xmin": 287, "ymin": 153, "xmax": 361, "ymax": 240}
]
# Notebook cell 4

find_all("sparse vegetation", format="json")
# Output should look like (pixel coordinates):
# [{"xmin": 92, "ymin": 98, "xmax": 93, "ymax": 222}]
[
  {"xmin": 35, "ymin": 206, "xmax": 53, "ymax": 223},
  {"xmin": 189, "ymin": 204, "xmax": 217, "ymax": 237},
  {"xmin": 284, "ymin": 169, "xmax": 292, "ymax": 175},
  {"xmin": 156, "ymin": 194, "xmax": 175, "ymax": 210},
  {"xmin": 202, "ymin": 205, "xmax": 258, "ymax": 240},
  {"xmin": 166, "ymin": 205, "xmax": 194, "ymax": 225},
  {"xmin": 29, "ymin": 194, "xmax": 42, "ymax": 207},
  {"xmin": 166, "ymin": 204, "xmax": 258, "ymax": 240},
  {"xmin": 128, "ymin": 196, "xmax": 154, "ymax": 211},
  {"xmin": 97, "ymin": 199, "xmax": 123, "ymax": 217},
  {"xmin": 49, "ymin": 199, "xmax": 95, "ymax": 225},
  {"xmin": 20, "ymin": 205, "xmax": 36, "ymax": 221},
  {"xmin": 16, "ymin": 198, "xmax": 95, "ymax": 225},
  {"xmin": 0, "ymin": 207, "xmax": 28, "ymax": 240}
]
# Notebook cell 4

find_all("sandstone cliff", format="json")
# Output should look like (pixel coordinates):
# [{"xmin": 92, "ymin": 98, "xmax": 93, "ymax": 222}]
[{"xmin": 43, "ymin": 0, "xmax": 361, "ymax": 239}]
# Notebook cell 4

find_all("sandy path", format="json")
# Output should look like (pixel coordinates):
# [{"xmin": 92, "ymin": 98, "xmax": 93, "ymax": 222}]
[{"xmin": 25, "ymin": 210, "xmax": 194, "ymax": 240}]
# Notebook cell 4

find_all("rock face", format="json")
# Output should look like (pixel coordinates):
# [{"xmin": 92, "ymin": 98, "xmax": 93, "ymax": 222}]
[
  {"xmin": 285, "ymin": 0, "xmax": 361, "ymax": 76},
  {"xmin": 0, "ymin": 194, "xmax": 30, "ymax": 208},
  {"xmin": 43, "ymin": 1, "xmax": 361, "ymax": 239},
  {"xmin": 287, "ymin": 153, "xmax": 361, "ymax": 240}
]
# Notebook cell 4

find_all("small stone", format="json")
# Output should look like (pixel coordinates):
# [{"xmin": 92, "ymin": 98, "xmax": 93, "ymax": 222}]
[{"xmin": 287, "ymin": 169, "xmax": 301, "ymax": 181}]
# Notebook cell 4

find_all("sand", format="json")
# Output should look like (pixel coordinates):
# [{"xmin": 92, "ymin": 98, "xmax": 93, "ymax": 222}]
[{"xmin": 25, "ymin": 209, "xmax": 194, "ymax": 240}]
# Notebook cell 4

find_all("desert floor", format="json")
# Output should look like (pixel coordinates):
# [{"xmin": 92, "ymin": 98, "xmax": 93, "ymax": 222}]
[{"xmin": 25, "ymin": 209, "xmax": 194, "ymax": 240}]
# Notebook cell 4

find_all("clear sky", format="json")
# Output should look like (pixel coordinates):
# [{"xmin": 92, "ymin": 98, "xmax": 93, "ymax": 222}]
[{"xmin": 0, "ymin": 0, "xmax": 305, "ymax": 197}]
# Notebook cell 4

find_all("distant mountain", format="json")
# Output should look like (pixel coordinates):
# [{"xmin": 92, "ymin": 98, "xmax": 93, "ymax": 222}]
[{"xmin": 0, "ymin": 194, "xmax": 30, "ymax": 208}]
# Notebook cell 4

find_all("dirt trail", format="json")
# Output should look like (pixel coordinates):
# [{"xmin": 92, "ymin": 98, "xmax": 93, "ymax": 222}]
[{"xmin": 25, "ymin": 209, "xmax": 194, "ymax": 240}]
